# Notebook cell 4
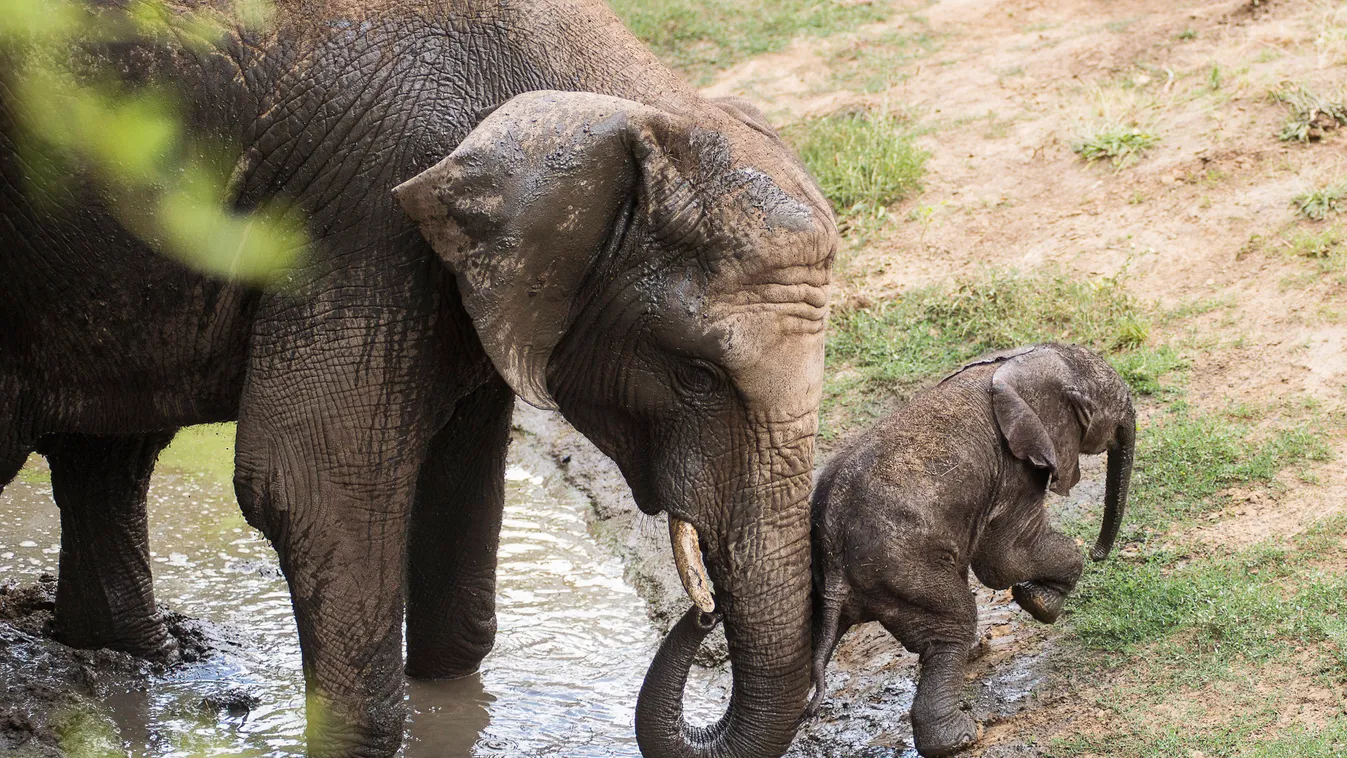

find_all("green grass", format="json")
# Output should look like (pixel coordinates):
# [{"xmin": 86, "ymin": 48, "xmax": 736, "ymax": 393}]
[
  {"xmin": 1071, "ymin": 537, "xmax": 1347, "ymax": 656},
  {"xmin": 1271, "ymin": 84, "xmax": 1347, "ymax": 143},
  {"xmin": 607, "ymin": 0, "xmax": 887, "ymax": 83},
  {"xmin": 1111, "ymin": 404, "xmax": 1329, "ymax": 535},
  {"xmin": 1048, "ymin": 398, "xmax": 1343, "ymax": 756},
  {"xmin": 783, "ymin": 109, "xmax": 927, "ymax": 218},
  {"xmin": 158, "ymin": 423, "xmax": 236, "ymax": 483},
  {"xmin": 1294, "ymin": 182, "xmax": 1347, "ymax": 221},
  {"xmin": 821, "ymin": 268, "xmax": 1183, "ymax": 434},
  {"xmin": 825, "ymin": 29, "xmax": 940, "ymax": 94},
  {"xmin": 1055, "ymin": 718, "xmax": 1347, "ymax": 757},
  {"xmin": 1287, "ymin": 226, "xmax": 1347, "ymax": 259},
  {"xmin": 1073, "ymin": 126, "xmax": 1160, "ymax": 168}
]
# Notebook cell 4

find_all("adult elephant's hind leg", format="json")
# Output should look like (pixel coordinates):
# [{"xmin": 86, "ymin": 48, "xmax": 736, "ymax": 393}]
[
  {"xmin": 405, "ymin": 376, "xmax": 513, "ymax": 680},
  {"xmin": 42, "ymin": 431, "xmax": 178, "ymax": 661}
]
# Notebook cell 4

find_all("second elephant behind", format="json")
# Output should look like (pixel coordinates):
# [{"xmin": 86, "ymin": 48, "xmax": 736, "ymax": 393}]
[{"xmin": 807, "ymin": 343, "xmax": 1136, "ymax": 758}]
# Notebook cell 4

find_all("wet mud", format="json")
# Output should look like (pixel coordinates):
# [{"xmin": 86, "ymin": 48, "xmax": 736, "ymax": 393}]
[{"xmin": 0, "ymin": 409, "xmax": 1094, "ymax": 756}]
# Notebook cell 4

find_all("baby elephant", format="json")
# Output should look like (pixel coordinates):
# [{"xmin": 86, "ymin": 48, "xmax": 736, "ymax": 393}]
[{"xmin": 808, "ymin": 343, "xmax": 1136, "ymax": 757}]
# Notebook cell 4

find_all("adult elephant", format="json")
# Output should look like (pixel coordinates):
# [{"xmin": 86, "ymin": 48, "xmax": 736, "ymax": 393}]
[{"xmin": 0, "ymin": 2, "xmax": 835, "ymax": 758}]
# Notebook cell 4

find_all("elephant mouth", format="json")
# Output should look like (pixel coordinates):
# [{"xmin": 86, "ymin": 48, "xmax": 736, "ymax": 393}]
[{"xmin": 669, "ymin": 517, "xmax": 717, "ymax": 613}]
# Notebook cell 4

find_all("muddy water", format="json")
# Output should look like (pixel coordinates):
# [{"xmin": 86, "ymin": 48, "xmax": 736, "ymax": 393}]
[{"xmin": 0, "ymin": 429, "xmax": 728, "ymax": 756}]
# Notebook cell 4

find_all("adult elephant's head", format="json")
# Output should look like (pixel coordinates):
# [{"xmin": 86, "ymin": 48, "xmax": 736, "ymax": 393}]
[{"xmin": 394, "ymin": 90, "xmax": 835, "ymax": 758}]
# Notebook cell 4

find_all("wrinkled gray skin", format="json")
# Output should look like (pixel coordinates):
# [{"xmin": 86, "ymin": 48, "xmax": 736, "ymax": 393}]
[
  {"xmin": 806, "ymin": 344, "xmax": 1135, "ymax": 758},
  {"xmin": 0, "ymin": 2, "xmax": 835, "ymax": 757}
]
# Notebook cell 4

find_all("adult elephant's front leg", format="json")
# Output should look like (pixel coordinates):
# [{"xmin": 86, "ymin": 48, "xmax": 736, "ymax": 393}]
[
  {"xmin": 234, "ymin": 352, "xmax": 436, "ymax": 758},
  {"xmin": 42, "ymin": 432, "xmax": 178, "ymax": 660},
  {"xmin": 405, "ymin": 376, "xmax": 513, "ymax": 679}
]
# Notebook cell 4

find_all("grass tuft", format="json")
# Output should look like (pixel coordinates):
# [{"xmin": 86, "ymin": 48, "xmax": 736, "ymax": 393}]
[
  {"xmin": 1293, "ymin": 182, "xmax": 1347, "ymax": 221},
  {"xmin": 1112, "ymin": 404, "xmax": 1330, "ymax": 535},
  {"xmin": 608, "ymin": 0, "xmax": 886, "ymax": 83},
  {"xmin": 822, "ymin": 268, "xmax": 1182, "ymax": 433},
  {"xmin": 1287, "ymin": 226, "xmax": 1347, "ymax": 269},
  {"xmin": 1073, "ymin": 126, "xmax": 1160, "ymax": 168},
  {"xmin": 1271, "ymin": 83, "xmax": 1347, "ymax": 143},
  {"xmin": 825, "ymin": 29, "xmax": 940, "ymax": 93},
  {"xmin": 784, "ymin": 109, "xmax": 927, "ymax": 217}
]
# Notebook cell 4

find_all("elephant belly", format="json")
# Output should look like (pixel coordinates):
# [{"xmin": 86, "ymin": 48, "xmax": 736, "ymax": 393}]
[{"xmin": 0, "ymin": 195, "xmax": 258, "ymax": 436}]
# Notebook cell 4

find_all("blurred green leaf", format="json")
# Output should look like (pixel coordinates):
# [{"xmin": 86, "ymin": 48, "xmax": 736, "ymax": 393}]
[{"xmin": 1, "ymin": 0, "xmax": 306, "ymax": 286}]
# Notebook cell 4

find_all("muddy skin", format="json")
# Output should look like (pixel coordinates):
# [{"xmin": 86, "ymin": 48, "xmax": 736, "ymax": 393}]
[{"xmin": 806, "ymin": 344, "xmax": 1136, "ymax": 758}]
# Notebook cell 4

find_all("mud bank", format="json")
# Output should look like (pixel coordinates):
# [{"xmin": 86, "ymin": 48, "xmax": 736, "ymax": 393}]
[
  {"xmin": 0, "ymin": 577, "xmax": 252, "ymax": 757},
  {"xmin": 515, "ymin": 402, "xmax": 1109, "ymax": 757}
]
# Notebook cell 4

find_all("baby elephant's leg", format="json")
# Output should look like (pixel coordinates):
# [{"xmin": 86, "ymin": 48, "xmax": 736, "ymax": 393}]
[
  {"xmin": 974, "ymin": 512, "xmax": 1084, "ymax": 624},
  {"xmin": 875, "ymin": 573, "xmax": 979, "ymax": 758}
]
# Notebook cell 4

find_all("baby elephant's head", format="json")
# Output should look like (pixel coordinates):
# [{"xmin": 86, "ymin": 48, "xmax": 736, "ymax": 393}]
[{"xmin": 989, "ymin": 343, "xmax": 1137, "ymax": 565}]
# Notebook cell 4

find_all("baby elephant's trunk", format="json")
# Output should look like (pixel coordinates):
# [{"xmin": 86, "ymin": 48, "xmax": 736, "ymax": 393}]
[{"xmin": 1091, "ymin": 410, "xmax": 1136, "ymax": 561}]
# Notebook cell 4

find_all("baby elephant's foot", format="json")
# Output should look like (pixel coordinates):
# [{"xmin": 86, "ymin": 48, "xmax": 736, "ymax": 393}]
[
  {"xmin": 1012, "ymin": 581, "xmax": 1066, "ymax": 624},
  {"xmin": 911, "ymin": 705, "xmax": 977, "ymax": 758}
]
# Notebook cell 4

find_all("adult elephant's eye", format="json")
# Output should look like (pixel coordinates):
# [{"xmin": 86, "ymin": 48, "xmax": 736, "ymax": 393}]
[{"xmin": 676, "ymin": 361, "xmax": 724, "ymax": 397}]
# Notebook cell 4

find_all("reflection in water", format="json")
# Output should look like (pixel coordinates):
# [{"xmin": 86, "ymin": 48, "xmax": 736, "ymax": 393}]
[{"xmin": 0, "ymin": 448, "xmax": 725, "ymax": 756}]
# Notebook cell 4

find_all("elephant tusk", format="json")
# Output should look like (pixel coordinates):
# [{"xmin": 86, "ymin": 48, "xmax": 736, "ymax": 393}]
[{"xmin": 669, "ymin": 517, "xmax": 716, "ymax": 614}]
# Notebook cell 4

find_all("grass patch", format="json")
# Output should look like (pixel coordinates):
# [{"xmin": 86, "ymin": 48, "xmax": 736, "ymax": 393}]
[
  {"xmin": 1080, "ymin": 403, "xmax": 1331, "ymax": 542},
  {"xmin": 1271, "ymin": 84, "xmax": 1347, "ymax": 143},
  {"xmin": 825, "ymin": 29, "xmax": 940, "ymax": 94},
  {"xmin": 1071, "ymin": 539, "xmax": 1347, "ymax": 656},
  {"xmin": 1052, "ymin": 401, "xmax": 1343, "ymax": 755},
  {"xmin": 1287, "ymin": 226, "xmax": 1347, "ymax": 260},
  {"xmin": 783, "ymin": 109, "xmax": 927, "ymax": 219},
  {"xmin": 608, "ymin": 0, "xmax": 886, "ymax": 83},
  {"xmin": 1293, "ymin": 182, "xmax": 1347, "ymax": 221},
  {"xmin": 16, "ymin": 460, "xmax": 50, "ymax": 485},
  {"xmin": 822, "ymin": 268, "xmax": 1182, "ymax": 434},
  {"xmin": 1056, "ymin": 716, "xmax": 1347, "ymax": 757},
  {"xmin": 158, "ymin": 423, "xmax": 236, "ymax": 483},
  {"xmin": 1073, "ymin": 126, "xmax": 1160, "ymax": 169}
]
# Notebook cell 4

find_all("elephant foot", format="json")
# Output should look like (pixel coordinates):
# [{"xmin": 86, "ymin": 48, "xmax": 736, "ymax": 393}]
[
  {"xmin": 404, "ymin": 657, "xmax": 485, "ymax": 681},
  {"xmin": 911, "ymin": 704, "xmax": 977, "ymax": 758},
  {"xmin": 304, "ymin": 692, "xmax": 405, "ymax": 758},
  {"xmin": 404, "ymin": 618, "xmax": 495, "ymax": 681},
  {"xmin": 1012, "ymin": 581, "xmax": 1065, "ymax": 624},
  {"xmin": 52, "ymin": 610, "xmax": 180, "ymax": 664}
]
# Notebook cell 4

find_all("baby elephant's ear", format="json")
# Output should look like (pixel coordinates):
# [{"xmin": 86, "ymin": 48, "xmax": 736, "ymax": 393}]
[{"xmin": 991, "ymin": 350, "xmax": 1084, "ymax": 495}]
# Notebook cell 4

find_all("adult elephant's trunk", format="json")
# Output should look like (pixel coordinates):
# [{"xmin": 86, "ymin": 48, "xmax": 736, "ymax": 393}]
[
  {"xmin": 1091, "ymin": 411, "xmax": 1136, "ymax": 561},
  {"xmin": 635, "ymin": 507, "xmax": 812, "ymax": 758}
]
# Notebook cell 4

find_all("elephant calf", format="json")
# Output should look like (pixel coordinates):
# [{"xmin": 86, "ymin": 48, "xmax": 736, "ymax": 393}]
[{"xmin": 807, "ymin": 343, "xmax": 1136, "ymax": 757}]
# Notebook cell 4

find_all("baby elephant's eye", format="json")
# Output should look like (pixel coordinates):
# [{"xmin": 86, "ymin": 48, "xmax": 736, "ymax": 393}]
[{"xmin": 677, "ymin": 361, "xmax": 723, "ymax": 396}]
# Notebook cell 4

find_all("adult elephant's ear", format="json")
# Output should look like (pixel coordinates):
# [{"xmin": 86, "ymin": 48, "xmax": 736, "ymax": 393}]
[
  {"xmin": 990, "ymin": 349, "xmax": 1087, "ymax": 496},
  {"xmin": 708, "ymin": 95, "xmax": 780, "ymax": 141},
  {"xmin": 392, "ymin": 90, "xmax": 693, "ymax": 409}
]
